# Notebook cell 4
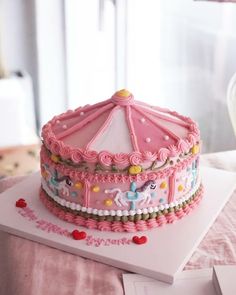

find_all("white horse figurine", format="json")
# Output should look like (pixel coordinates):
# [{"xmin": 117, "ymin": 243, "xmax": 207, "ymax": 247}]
[{"xmin": 105, "ymin": 180, "xmax": 156, "ymax": 209}]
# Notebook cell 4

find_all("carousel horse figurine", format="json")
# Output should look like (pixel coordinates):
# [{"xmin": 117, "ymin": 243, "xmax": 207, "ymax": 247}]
[{"xmin": 105, "ymin": 180, "xmax": 156, "ymax": 209}]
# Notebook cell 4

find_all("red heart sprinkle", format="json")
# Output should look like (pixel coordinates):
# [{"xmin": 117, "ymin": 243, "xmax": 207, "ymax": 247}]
[
  {"xmin": 132, "ymin": 235, "xmax": 147, "ymax": 245},
  {"xmin": 72, "ymin": 230, "xmax": 87, "ymax": 240},
  {"xmin": 15, "ymin": 199, "xmax": 27, "ymax": 208}
]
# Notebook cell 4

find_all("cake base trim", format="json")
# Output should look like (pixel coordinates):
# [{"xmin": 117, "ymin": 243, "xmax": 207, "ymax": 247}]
[{"xmin": 39, "ymin": 184, "xmax": 204, "ymax": 232}]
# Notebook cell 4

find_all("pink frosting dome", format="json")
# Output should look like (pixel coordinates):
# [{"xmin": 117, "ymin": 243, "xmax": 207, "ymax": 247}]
[{"xmin": 41, "ymin": 89, "xmax": 200, "ymax": 166}]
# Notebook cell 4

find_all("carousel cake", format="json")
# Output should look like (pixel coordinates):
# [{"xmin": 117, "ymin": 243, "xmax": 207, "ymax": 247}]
[{"xmin": 40, "ymin": 89, "xmax": 203, "ymax": 232}]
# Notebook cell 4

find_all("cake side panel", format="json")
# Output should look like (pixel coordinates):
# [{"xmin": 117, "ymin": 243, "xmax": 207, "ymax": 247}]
[{"xmin": 40, "ymin": 145, "xmax": 200, "ymax": 219}]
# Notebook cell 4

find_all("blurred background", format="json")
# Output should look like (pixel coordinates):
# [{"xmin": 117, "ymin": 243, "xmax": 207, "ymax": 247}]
[{"xmin": 0, "ymin": 0, "xmax": 236, "ymax": 176}]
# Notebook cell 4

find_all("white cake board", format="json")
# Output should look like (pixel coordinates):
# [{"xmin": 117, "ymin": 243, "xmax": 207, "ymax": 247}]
[
  {"xmin": 0, "ymin": 167, "xmax": 235, "ymax": 284},
  {"xmin": 123, "ymin": 269, "xmax": 214, "ymax": 295}
]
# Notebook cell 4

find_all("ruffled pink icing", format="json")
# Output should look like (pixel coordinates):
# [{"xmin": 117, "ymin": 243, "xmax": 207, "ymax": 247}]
[
  {"xmin": 166, "ymin": 212, "xmax": 178, "ymax": 223},
  {"xmin": 183, "ymin": 204, "xmax": 192, "ymax": 215},
  {"xmin": 113, "ymin": 153, "xmax": 129, "ymax": 166},
  {"xmin": 177, "ymin": 139, "xmax": 190, "ymax": 154},
  {"xmin": 74, "ymin": 216, "xmax": 86, "ymax": 226},
  {"xmin": 157, "ymin": 214, "xmax": 167, "ymax": 226},
  {"xmin": 41, "ymin": 145, "xmax": 197, "ymax": 183},
  {"xmin": 187, "ymin": 133, "xmax": 197, "ymax": 146},
  {"xmin": 142, "ymin": 151, "xmax": 157, "ymax": 162},
  {"xmin": 157, "ymin": 148, "xmax": 170, "ymax": 162},
  {"xmin": 50, "ymin": 137, "xmax": 61, "ymax": 155},
  {"xmin": 175, "ymin": 208, "xmax": 185, "ymax": 219},
  {"xmin": 98, "ymin": 151, "xmax": 113, "ymax": 167},
  {"xmin": 111, "ymin": 222, "xmax": 125, "ymax": 232},
  {"xmin": 168, "ymin": 145, "xmax": 179, "ymax": 157},
  {"xmin": 122, "ymin": 221, "xmax": 137, "ymax": 233},
  {"xmin": 129, "ymin": 152, "xmax": 143, "ymax": 165},
  {"xmin": 60, "ymin": 144, "xmax": 72, "ymax": 159},
  {"xmin": 97, "ymin": 221, "xmax": 112, "ymax": 231},
  {"xmin": 85, "ymin": 218, "xmax": 98, "ymax": 230},
  {"xmin": 71, "ymin": 149, "xmax": 83, "ymax": 163},
  {"xmin": 135, "ymin": 220, "xmax": 148, "ymax": 231},
  {"xmin": 147, "ymin": 218, "xmax": 159, "ymax": 229},
  {"xmin": 82, "ymin": 150, "xmax": 98, "ymax": 163}
]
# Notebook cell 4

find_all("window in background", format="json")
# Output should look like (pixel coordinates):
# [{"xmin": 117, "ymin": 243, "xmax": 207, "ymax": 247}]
[
  {"xmin": 65, "ymin": 0, "xmax": 117, "ymax": 108},
  {"xmin": 65, "ymin": 0, "xmax": 236, "ymax": 152}
]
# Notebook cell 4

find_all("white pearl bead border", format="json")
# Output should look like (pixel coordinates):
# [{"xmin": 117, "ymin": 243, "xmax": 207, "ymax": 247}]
[{"xmin": 41, "ymin": 177, "xmax": 201, "ymax": 217}]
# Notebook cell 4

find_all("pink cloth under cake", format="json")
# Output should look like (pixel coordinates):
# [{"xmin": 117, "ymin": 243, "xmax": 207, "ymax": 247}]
[{"xmin": 0, "ymin": 151, "xmax": 236, "ymax": 295}]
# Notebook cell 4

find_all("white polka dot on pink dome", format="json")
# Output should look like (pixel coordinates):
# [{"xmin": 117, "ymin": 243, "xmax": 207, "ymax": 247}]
[
  {"xmin": 140, "ymin": 118, "xmax": 145, "ymax": 123},
  {"xmin": 164, "ymin": 135, "xmax": 169, "ymax": 141},
  {"xmin": 62, "ymin": 124, "xmax": 67, "ymax": 129},
  {"xmin": 145, "ymin": 137, "xmax": 151, "ymax": 143},
  {"xmin": 80, "ymin": 112, "xmax": 84, "ymax": 116},
  {"xmin": 56, "ymin": 120, "xmax": 60, "ymax": 124}
]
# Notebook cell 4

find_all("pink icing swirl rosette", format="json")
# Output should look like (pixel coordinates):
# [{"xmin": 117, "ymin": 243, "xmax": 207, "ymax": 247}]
[
  {"xmin": 157, "ymin": 214, "xmax": 167, "ymax": 226},
  {"xmin": 85, "ymin": 218, "xmax": 98, "ymax": 230},
  {"xmin": 98, "ymin": 151, "xmax": 113, "ymax": 167},
  {"xmin": 168, "ymin": 145, "xmax": 179, "ymax": 157},
  {"xmin": 97, "ymin": 221, "xmax": 112, "ymax": 231},
  {"xmin": 71, "ymin": 149, "xmax": 83, "ymax": 163},
  {"xmin": 129, "ymin": 151, "xmax": 143, "ymax": 165},
  {"xmin": 113, "ymin": 153, "xmax": 129, "ymax": 167},
  {"xmin": 74, "ymin": 215, "xmax": 86, "ymax": 226},
  {"xmin": 177, "ymin": 139, "xmax": 190, "ymax": 154},
  {"xmin": 82, "ymin": 150, "xmax": 98, "ymax": 163},
  {"xmin": 187, "ymin": 133, "xmax": 197, "ymax": 146},
  {"xmin": 142, "ymin": 151, "xmax": 157, "ymax": 162},
  {"xmin": 60, "ymin": 144, "xmax": 72, "ymax": 160},
  {"xmin": 157, "ymin": 148, "xmax": 170, "ymax": 162},
  {"xmin": 49, "ymin": 137, "xmax": 61, "ymax": 155},
  {"xmin": 147, "ymin": 218, "xmax": 159, "ymax": 229},
  {"xmin": 135, "ymin": 220, "xmax": 148, "ymax": 231},
  {"xmin": 111, "ymin": 221, "xmax": 125, "ymax": 232}
]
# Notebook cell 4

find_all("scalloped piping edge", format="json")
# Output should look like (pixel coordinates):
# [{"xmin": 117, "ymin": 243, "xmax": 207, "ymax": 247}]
[{"xmin": 40, "ymin": 147, "xmax": 198, "ymax": 183}]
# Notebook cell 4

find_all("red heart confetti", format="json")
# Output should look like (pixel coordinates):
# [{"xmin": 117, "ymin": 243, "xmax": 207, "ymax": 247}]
[
  {"xmin": 72, "ymin": 230, "xmax": 87, "ymax": 240},
  {"xmin": 15, "ymin": 198, "xmax": 27, "ymax": 208},
  {"xmin": 132, "ymin": 235, "xmax": 147, "ymax": 245}
]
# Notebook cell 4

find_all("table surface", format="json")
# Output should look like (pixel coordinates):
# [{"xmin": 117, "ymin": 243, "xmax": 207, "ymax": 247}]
[{"xmin": 0, "ymin": 150, "xmax": 236, "ymax": 295}]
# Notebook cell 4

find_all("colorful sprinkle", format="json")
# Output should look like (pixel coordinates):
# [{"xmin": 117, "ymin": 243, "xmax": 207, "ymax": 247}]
[
  {"xmin": 160, "ymin": 181, "xmax": 167, "ymax": 189},
  {"xmin": 129, "ymin": 165, "xmax": 142, "ymax": 175},
  {"xmin": 15, "ymin": 198, "xmax": 27, "ymax": 208},
  {"xmin": 74, "ymin": 182, "xmax": 83, "ymax": 189},
  {"xmin": 50, "ymin": 154, "xmax": 60, "ymax": 163},
  {"xmin": 104, "ymin": 199, "xmax": 113, "ymax": 206},
  {"xmin": 41, "ymin": 171, "xmax": 48, "ymax": 178},
  {"xmin": 191, "ymin": 145, "xmax": 200, "ymax": 155},
  {"xmin": 92, "ymin": 185, "xmax": 100, "ymax": 193},
  {"xmin": 159, "ymin": 198, "xmax": 164, "ymax": 203},
  {"xmin": 132, "ymin": 236, "xmax": 147, "ymax": 245},
  {"xmin": 178, "ymin": 184, "xmax": 184, "ymax": 192}
]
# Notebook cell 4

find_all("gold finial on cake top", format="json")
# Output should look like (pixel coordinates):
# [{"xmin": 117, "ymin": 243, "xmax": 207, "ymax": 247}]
[{"xmin": 115, "ymin": 89, "xmax": 131, "ymax": 98}]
